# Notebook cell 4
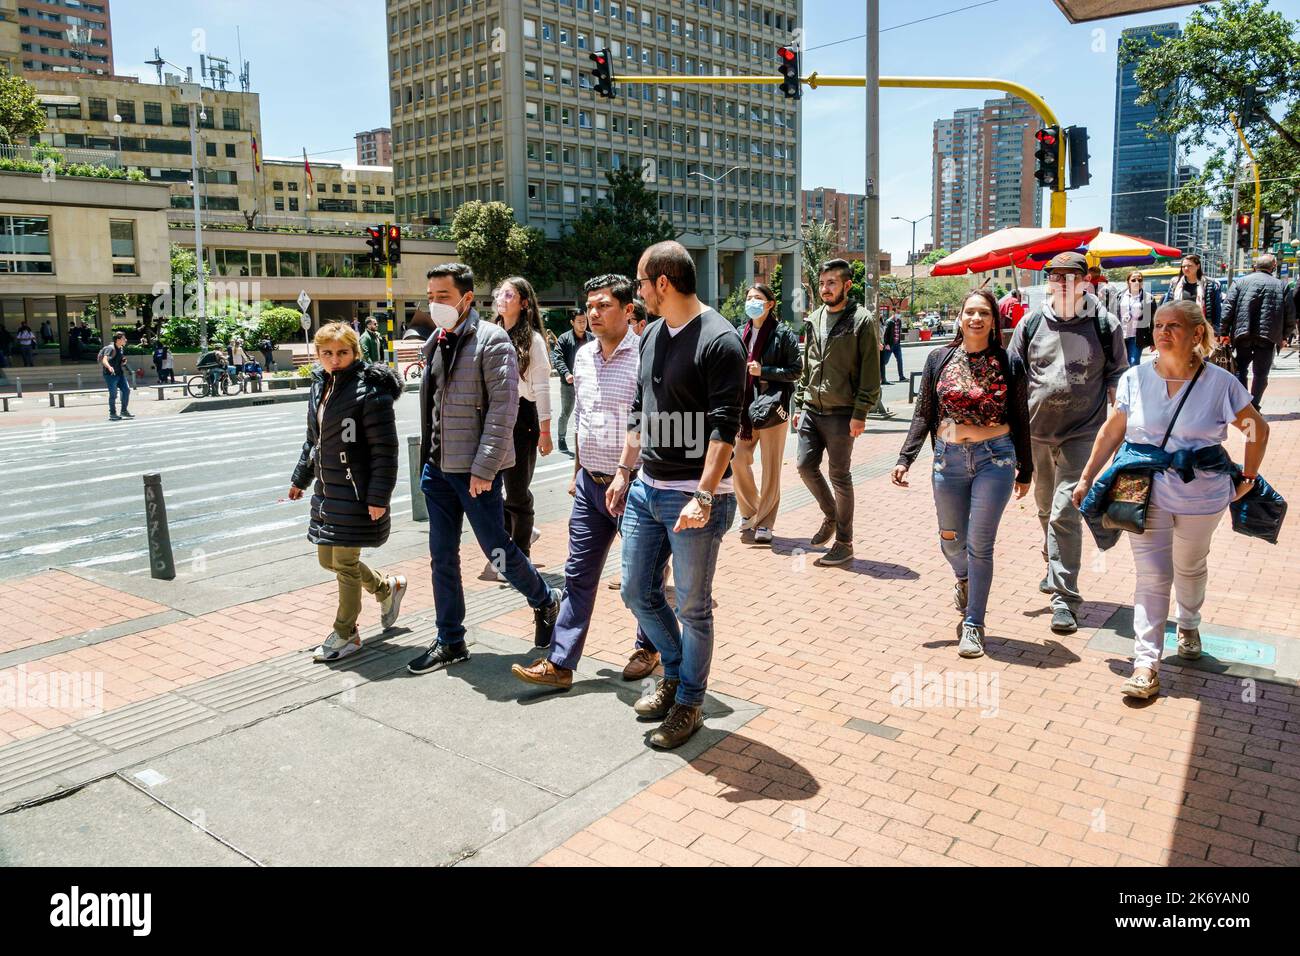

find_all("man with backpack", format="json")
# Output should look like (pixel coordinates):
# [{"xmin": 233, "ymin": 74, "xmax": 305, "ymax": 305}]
[{"xmin": 1009, "ymin": 252, "xmax": 1128, "ymax": 635}]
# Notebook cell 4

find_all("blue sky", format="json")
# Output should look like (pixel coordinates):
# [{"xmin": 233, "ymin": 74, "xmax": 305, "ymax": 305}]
[{"xmin": 112, "ymin": 0, "xmax": 1300, "ymax": 260}]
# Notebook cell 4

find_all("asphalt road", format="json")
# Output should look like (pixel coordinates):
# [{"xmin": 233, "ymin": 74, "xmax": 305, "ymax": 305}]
[{"xmin": 0, "ymin": 349, "xmax": 951, "ymax": 584}]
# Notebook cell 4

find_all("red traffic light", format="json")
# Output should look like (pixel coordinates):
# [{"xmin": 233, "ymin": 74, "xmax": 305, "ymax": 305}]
[
  {"xmin": 595, "ymin": 55, "xmax": 606, "ymax": 65},
  {"xmin": 778, "ymin": 46, "xmax": 796, "ymax": 61},
  {"xmin": 1036, "ymin": 129, "xmax": 1057, "ymax": 146},
  {"xmin": 388, "ymin": 226, "xmax": 400, "ymax": 240},
  {"xmin": 1237, "ymin": 214, "xmax": 1251, "ymax": 227}
]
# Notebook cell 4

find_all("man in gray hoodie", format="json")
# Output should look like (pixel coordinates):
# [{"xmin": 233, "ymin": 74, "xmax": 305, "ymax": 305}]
[{"xmin": 1009, "ymin": 251, "xmax": 1128, "ymax": 635}]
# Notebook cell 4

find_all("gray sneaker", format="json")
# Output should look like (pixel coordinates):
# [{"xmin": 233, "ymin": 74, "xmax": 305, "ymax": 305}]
[
  {"xmin": 754, "ymin": 527, "xmax": 773, "ymax": 544},
  {"xmin": 1050, "ymin": 608, "xmax": 1078, "ymax": 634},
  {"xmin": 810, "ymin": 517, "xmax": 836, "ymax": 547},
  {"xmin": 313, "ymin": 627, "xmax": 361, "ymax": 663},
  {"xmin": 957, "ymin": 623, "xmax": 985, "ymax": 658},
  {"xmin": 815, "ymin": 541, "xmax": 855, "ymax": 567},
  {"xmin": 379, "ymin": 574, "xmax": 407, "ymax": 630},
  {"xmin": 1039, "ymin": 576, "xmax": 1053, "ymax": 594},
  {"xmin": 954, "ymin": 579, "xmax": 969, "ymax": 613}
]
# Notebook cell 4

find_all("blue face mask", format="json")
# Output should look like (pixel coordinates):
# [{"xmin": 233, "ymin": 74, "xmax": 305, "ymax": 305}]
[{"xmin": 744, "ymin": 299, "xmax": 767, "ymax": 320}]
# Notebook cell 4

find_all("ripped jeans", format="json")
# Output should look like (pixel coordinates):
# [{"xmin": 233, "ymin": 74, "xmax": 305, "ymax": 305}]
[{"xmin": 931, "ymin": 434, "xmax": 1017, "ymax": 628}]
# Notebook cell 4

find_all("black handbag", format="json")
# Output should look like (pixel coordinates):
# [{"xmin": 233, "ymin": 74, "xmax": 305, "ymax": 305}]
[
  {"xmin": 748, "ymin": 390, "xmax": 788, "ymax": 430},
  {"xmin": 1102, "ymin": 361, "xmax": 1204, "ymax": 534}
]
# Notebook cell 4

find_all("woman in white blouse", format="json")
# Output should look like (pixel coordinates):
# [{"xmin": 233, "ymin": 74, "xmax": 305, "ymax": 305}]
[
  {"xmin": 495, "ymin": 276, "xmax": 553, "ymax": 561},
  {"xmin": 1116, "ymin": 270, "xmax": 1157, "ymax": 367},
  {"xmin": 1073, "ymin": 301, "xmax": 1269, "ymax": 700}
]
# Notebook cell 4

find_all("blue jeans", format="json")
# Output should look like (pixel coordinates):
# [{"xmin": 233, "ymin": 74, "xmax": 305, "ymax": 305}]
[
  {"xmin": 620, "ymin": 479, "xmax": 736, "ymax": 707},
  {"xmin": 1124, "ymin": 336, "xmax": 1140, "ymax": 367},
  {"xmin": 931, "ymin": 435, "xmax": 1016, "ymax": 628},
  {"xmin": 421, "ymin": 462, "xmax": 551, "ymax": 647},
  {"xmin": 549, "ymin": 469, "xmax": 662, "ymax": 670},
  {"xmin": 103, "ymin": 371, "xmax": 130, "ymax": 414}
]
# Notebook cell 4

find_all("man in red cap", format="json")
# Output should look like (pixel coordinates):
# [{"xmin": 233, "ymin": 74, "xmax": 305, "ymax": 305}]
[{"xmin": 1009, "ymin": 251, "xmax": 1128, "ymax": 635}]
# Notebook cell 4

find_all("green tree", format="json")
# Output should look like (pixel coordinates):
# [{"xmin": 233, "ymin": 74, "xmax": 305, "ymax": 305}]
[
  {"xmin": 801, "ymin": 219, "xmax": 839, "ymax": 292},
  {"xmin": 1121, "ymin": 0, "xmax": 1300, "ymax": 219},
  {"xmin": 719, "ymin": 287, "xmax": 746, "ymax": 325},
  {"xmin": 920, "ymin": 248, "xmax": 951, "ymax": 266},
  {"xmin": 0, "ymin": 68, "xmax": 45, "ymax": 146},
  {"xmin": 256, "ymin": 306, "xmax": 307, "ymax": 345},
  {"xmin": 768, "ymin": 262, "xmax": 783, "ymax": 307},
  {"xmin": 555, "ymin": 167, "xmax": 675, "ymax": 286},
  {"xmin": 451, "ymin": 200, "xmax": 547, "ymax": 291}
]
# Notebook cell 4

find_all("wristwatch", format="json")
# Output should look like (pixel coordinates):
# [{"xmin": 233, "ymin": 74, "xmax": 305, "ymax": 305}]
[{"xmin": 693, "ymin": 489, "xmax": 714, "ymax": 508}]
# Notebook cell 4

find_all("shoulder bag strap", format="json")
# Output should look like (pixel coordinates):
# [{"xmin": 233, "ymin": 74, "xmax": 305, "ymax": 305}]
[{"xmin": 1159, "ymin": 360, "xmax": 1206, "ymax": 450}]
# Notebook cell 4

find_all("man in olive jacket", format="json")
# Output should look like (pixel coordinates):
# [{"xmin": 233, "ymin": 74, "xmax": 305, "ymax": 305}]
[
  {"xmin": 408, "ymin": 263, "xmax": 560, "ymax": 676},
  {"xmin": 792, "ymin": 258, "xmax": 882, "ymax": 567}
]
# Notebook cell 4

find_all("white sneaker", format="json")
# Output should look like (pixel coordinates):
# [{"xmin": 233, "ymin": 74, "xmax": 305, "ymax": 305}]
[
  {"xmin": 313, "ymin": 627, "xmax": 361, "ymax": 663},
  {"xmin": 379, "ymin": 574, "xmax": 407, "ymax": 630},
  {"xmin": 530, "ymin": 527, "xmax": 541, "ymax": 544},
  {"xmin": 754, "ymin": 527, "xmax": 773, "ymax": 544}
]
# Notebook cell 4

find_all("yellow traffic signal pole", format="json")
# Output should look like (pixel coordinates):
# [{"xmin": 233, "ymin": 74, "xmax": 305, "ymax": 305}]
[
  {"xmin": 1228, "ymin": 112, "xmax": 1262, "ymax": 252},
  {"xmin": 613, "ymin": 73, "xmax": 1069, "ymax": 227}
]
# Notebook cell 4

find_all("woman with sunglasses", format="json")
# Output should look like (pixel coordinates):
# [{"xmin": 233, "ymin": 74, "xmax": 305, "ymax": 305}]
[
  {"xmin": 1166, "ymin": 255, "xmax": 1222, "ymax": 335},
  {"xmin": 1117, "ymin": 271, "xmax": 1158, "ymax": 367},
  {"xmin": 494, "ymin": 276, "xmax": 552, "ymax": 563},
  {"xmin": 892, "ymin": 290, "xmax": 1032, "ymax": 659}
]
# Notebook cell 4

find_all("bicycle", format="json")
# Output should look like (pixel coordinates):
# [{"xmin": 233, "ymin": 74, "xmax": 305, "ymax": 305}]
[
  {"xmin": 402, "ymin": 358, "xmax": 424, "ymax": 383},
  {"xmin": 184, "ymin": 367, "xmax": 236, "ymax": 399}
]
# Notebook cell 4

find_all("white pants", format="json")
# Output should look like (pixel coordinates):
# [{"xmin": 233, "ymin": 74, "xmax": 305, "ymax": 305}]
[{"xmin": 1127, "ymin": 505, "xmax": 1224, "ymax": 670}]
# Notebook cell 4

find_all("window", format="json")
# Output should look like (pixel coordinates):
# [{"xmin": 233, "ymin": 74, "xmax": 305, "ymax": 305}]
[
  {"xmin": 0, "ymin": 215, "xmax": 52, "ymax": 274},
  {"xmin": 289, "ymin": 198, "xmax": 299, "ymax": 211},
  {"xmin": 205, "ymin": 142, "xmax": 216, "ymax": 157},
  {"xmin": 524, "ymin": 17, "xmax": 536, "ymax": 38},
  {"xmin": 143, "ymin": 101, "xmax": 162, "ymax": 125},
  {"xmin": 524, "ymin": 59, "xmax": 537, "ymax": 79},
  {"xmin": 274, "ymin": 197, "xmax": 285, "ymax": 211},
  {"xmin": 223, "ymin": 108, "xmax": 240, "ymax": 130},
  {"xmin": 171, "ymin": 104, "xmax": 189, "ymax": 126},
  {"xmin": 88, "ymin": 97, "xmax": 108, "ymax": 121},
  {"xmin": 288, "ymin": 181, "xmax": 299, "ymax": 191},
  {"xmin": 115, "ymin": 100, "xmax": 136, "ymax": 123},
  {"xmin": 225, "ymin": 143, "xmax": 236, "ymax": 158},
  {"xmin": 273, "ymin": 180, "xmax": 284, "ymax": 191}
]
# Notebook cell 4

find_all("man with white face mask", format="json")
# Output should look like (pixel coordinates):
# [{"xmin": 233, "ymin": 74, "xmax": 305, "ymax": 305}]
[{"xmin": 408, "ymin": 263, "xmax": 561, "ymax": 674}]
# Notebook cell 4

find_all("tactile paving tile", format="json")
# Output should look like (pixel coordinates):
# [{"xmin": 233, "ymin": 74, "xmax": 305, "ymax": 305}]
[
  {"xmin": 72, "ymin": 695, "xmax": 214, "ymax": 752},
  {"xmin": 173, "ymin": 663, "xmax": 308, "ymax": 713},
  {"xmin": 0, "ymin": 730, "xmax": 108, "ymax": 796}
]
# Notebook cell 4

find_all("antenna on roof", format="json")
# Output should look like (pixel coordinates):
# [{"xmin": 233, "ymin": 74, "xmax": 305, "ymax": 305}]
[{"xmin": 146, "ymin": 47, "xmax": 166, "ymax": 84}]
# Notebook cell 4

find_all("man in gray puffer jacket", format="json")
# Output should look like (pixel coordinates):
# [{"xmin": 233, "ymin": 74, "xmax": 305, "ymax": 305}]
[
  {"xmin": 408, "ymin": 263, "xmax": 560, "ymax": 675},
  {"xmin": 1220, "ymin": 253, "xmax": 1297, "ymax": 409}
]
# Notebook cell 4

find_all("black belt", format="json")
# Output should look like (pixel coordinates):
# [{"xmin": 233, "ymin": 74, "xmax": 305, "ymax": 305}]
[{"xmin": 586, "ymin": 469, "xmax": 636, "ymax": 485}]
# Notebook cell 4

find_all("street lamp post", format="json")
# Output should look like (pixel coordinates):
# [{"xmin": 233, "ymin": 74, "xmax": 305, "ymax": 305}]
[
  {"xmin": 892, "ymin": 213, "xmax": 931, "ymax": 317},
  {"xmin": 691, "ymin": 165, "xmax": 742, "ymax": 308}
]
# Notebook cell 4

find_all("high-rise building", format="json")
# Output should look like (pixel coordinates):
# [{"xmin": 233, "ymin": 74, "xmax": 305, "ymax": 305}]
[
  {"xmin": 385, "ymin": 0, "xmax": 803, "ymax": 307},
  {"xmin": 1111, "ymin": 23, "xmax": 1179, "ymax": 243},
  {"xmin": 17, "ymin": 0, "xmax": 114, "ymax": 75},
  {"xmin": 1172, "ymin": 162, "xmax": 1201, "ymax": 252},
  {"xmin": 355, "ymin": 127, "xmax": 393, "ymax": 166},
  {"xmin": 932, "ymin": 96, "xmax": 1040, "ymax": 252},
  {"xmin": 801, "ymin": 187, "xmax": 864, "ymax": 259},
  {"xmin": 0, "ymin": 0, "xmax": 22, "ymax": 74}
]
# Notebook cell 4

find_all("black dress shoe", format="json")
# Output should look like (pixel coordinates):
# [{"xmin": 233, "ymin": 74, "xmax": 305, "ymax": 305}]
[
  {"xmin": 407, "ymin": 641, "xmax": 470, "ymax": 675},
  {"xmin": 534, "ymin": 587, "xmax": 561, "ymax": 647}
]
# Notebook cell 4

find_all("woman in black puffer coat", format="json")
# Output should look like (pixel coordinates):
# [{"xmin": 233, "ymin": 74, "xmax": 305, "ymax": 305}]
[{"xmin": 288, "ymin": 322, "xmax": 407, "ymax": 662}]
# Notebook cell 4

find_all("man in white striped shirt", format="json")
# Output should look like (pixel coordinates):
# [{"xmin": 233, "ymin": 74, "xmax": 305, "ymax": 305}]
[{"xmin": 513, "ymin": 274, "xmax": 663, "ymax": 689}]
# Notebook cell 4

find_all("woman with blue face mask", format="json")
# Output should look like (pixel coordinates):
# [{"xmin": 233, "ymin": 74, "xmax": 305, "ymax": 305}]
[{"xmin": 733, "ymin": 283, "xmax": 803, "ymax": 545}]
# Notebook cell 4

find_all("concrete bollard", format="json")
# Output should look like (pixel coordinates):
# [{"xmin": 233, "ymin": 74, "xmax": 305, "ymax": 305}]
[
  {"xmin": 14, "ymin": 378, "xmax": 20, "ymax": 398},
  {"xmin": 76, "ymin": 373, "xmax": 83, "ymax": 389},
  {"xmin": 407, "ymin": 436, "xmax": 428, "ymax": 522},
  {"xmin": 143, "ymin": 473, "xmax": 176, "ymax": 580}
]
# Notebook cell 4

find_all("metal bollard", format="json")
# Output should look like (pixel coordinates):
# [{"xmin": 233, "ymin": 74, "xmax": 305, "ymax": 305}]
[
  {"xmin": 76, "ymin": 372, "xmax": 83, "ymax": 389},
  {"xmin": 14, "ymin": 378, "xmax": 20, "ymax": 398},
  {"xmin": 143, "ymin": 473, "xmax": 176, "ymax": 580},
  {"xmin": 407, "ymin": 436, "xmax": 428, "ymax": 522}
]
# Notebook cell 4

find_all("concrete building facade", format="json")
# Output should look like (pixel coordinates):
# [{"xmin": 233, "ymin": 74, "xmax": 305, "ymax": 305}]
[
  {"xmin": 355, "ymin": 127, "xmax": 393, "ymax": 166},
  {"xmin": 17, "ymin": 0, "xmax": 113, "ymax": 75},
  {"xmin": 801, "ymin": 186, "xmax": 864, "ymax": 260},
  {"xmin": 385, "ymin": 0, "xmax": 803, "ymax": 310},
  {"xmin": 933, "ymin": 96, "xmax": 1041, "ymax": 253}
]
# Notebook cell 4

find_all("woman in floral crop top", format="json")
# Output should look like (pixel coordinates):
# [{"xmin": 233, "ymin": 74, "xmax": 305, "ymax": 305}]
[{"xmin": 891, "ymin": 290, "xmax": 1033, "ymax": 659}]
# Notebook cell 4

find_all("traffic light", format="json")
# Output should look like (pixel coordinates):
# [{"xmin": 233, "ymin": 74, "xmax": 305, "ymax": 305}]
[
  {"xmin": 1034, "ymin": 126, "xmax": 1060, "ymax": 189},
  {"xmin": 777, "ymin": 46, "xmax": 800, "ymax": 100},
  {"xmin": 1064, "ymin": 125, "xmax": 1091, "ymax": 190},
  {"xmin": 589, "ymin": 48, "xmax": 615, "ymax": 99},
  {"xmin": 1236, "ymin": 213, "xmax": 1253, "ymax": 251},
  {"xmin": 364, "ymin": 225, "xmax": 384, "ymax": 265},
  {"xmin": 386, "ymin": 225, "xmax": 402, "ymax": 265},
  {"xmin": 1261, "ymin": 211, "xmax": 1283, "ymax": 250}
]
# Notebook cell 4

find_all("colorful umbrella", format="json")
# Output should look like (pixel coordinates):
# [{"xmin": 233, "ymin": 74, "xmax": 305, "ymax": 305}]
[
  {"xmin": 928, "ymin": 226, "xmax": 1103, "ymax": 277},
  {"xmin": 1019, "ymin": 231, "xmax": 1183, "ymax": 271}
]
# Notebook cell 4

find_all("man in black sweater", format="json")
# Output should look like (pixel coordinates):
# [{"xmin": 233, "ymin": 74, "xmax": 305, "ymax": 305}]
[{"xmin": 606, "ymin": 241, "xmax": 746, "ymax": 750}]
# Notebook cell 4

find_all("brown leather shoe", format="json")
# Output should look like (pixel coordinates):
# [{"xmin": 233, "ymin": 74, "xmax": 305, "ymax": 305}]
[
  {"xmin": 649, "ymin": 703, "xmax": 704, "ymax": 749},
  {"xmin": 634, "ymin": 678, "xmax": 679, "ymax": 718},
  {"xmin": 607, "ymin": 578, "xmax": 621, "ymax": 590},
  {"xmin": 622, "ymin": 647, "xmax": 660, "ymax": 681},
  {"xmin": 511, "ymin": 658, "xmax": 573, "ymax": 690}
]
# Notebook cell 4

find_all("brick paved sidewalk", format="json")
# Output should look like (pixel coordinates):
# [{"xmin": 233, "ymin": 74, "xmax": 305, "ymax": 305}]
[{"xmin": 6, "ymin": 385, "xmax": 1300, "ymax": 865}]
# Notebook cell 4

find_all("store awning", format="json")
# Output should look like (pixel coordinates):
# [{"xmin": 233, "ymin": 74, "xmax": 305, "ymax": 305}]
[{"xmin": 1052, "ymin": 0, "xmax": 1198, "ymax": 23}]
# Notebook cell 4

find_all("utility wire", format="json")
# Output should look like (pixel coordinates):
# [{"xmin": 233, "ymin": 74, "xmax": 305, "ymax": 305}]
[{"xmin": 803, "ymin": 1, "xmax": 1002, "ymax": 54}]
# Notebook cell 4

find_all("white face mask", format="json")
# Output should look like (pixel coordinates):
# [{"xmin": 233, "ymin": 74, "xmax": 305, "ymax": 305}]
[{"xmin": 428, "ymin": 301, "xmax": 462, "ymax": 330}]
